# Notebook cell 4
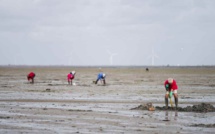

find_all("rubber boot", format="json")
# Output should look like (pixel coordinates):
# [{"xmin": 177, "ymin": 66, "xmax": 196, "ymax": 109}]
[
  {"xmin": 95, "ymin": 79, "xmax": 98, "ymax": 84},
  {"xmin": 165, "ymin": 98, "xmax": 168, "ymax": 109},
  {"xmin": 175, "ymin": 97, "xmax": 178, "ymax": 109}
]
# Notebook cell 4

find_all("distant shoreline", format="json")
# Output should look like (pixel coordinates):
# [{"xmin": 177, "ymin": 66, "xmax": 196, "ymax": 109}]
[{"xmin": 0, "ymin": 65, "xmax": 215, "ymax": 68}]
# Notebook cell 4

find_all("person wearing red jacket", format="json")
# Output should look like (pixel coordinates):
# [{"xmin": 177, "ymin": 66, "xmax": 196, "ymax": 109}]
[
  {"xmin": 27, "ymin": 72, "xmax": 36, "ymax": 84},
  {"xmin": 67, "ymin": 71, "xmax": 76, "ymax": 85},
  {"xmin": 164, "ymin": 78, "xmax": 178, "ymax": 109}
]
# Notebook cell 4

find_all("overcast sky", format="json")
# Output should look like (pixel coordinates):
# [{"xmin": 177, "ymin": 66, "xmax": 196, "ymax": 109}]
[{"xmin": 0, "ymin": 0, "xmax": 215, "ymax": 66}]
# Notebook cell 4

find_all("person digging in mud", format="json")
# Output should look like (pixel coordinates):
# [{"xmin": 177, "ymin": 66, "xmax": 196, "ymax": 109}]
[
  {"xmin": 164, "ymin": 78, "xmax": 178, "ymax": 109},
  {"xmin": 95, "ymin": 73, "xmax": 106, "ymax": 85},
  {"xmin": 67, "ymin": 71, "xmax": 76, "ymax": 85},
  {"xmin": 27, "ymin": 72, "xmax": 36, "ymax": 84}
]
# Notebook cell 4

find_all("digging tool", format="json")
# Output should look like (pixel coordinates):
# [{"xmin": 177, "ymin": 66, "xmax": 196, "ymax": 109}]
[
  {"xmin": 169, "ymin": 91, "xmax": 173, "ymax": 108},
  {"xmin": 170, "ymin": 97, "xmax": 173, "ymax": 108}
]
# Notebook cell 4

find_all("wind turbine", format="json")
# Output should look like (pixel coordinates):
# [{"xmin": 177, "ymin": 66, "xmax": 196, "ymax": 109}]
[
  {"xmin": 106, "ymin": 50, "xmax": 118, "ymax": 65},
  {"xmin": 147, "ymin": 48, "xmax": 159, "ymax": 66}
]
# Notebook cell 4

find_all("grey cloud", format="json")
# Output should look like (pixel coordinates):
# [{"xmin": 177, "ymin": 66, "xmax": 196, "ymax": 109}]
[{"xmin": 0, "ymin": 0, "xmax": 215, "ymax": 66}]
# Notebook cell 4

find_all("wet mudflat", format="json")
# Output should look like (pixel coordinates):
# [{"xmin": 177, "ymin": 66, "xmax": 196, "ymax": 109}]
[
  {"xmin": 132, "ymin": 103, "xmax": 215, "ymax": 112},
  {"xmin": 0, "ymin": 66, "xmax": 215, "ymax": 134}
]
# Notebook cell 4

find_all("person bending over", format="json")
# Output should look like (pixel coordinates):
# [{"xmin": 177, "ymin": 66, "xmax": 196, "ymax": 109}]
[
  {"xmin": 27, "ymin": 72, "xmax": 36, "ymax": 84},
  {"xmin": 95, "ymin": 73, "xmax": 106, "ymax": 85},
  {"xmin": 164, "ymin": 78, "xmax": 178, "ymax": 109},
  {"xmin": 67, "ymin": 71, "xmax": 76, "ymax": 85}
]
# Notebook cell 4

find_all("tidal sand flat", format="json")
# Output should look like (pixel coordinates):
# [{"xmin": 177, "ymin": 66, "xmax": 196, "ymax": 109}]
[{"xmin": 0, "ymin": 66, "xmax": 215, "ymax": 134}]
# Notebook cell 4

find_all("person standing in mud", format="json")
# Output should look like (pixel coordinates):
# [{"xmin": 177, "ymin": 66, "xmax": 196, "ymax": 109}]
[
  {"xmin": 67, "ymin": 71, "xmax": 76, "ymax": 85},
  {"xmin": 27, "ymin": 72, "xmax": 36, "ymax": 84},
  {"xmin": 164, "ymin": 78, "xmax": 178, "ymax": 109},
  {"xmin": 95, "ymin": 73, "xmax": 106, "ymax": 85}
]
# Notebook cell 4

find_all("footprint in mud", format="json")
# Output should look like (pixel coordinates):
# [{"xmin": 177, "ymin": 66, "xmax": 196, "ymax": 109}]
[
  {"xmin": 45, "ymin": 89, "xmax": 51, "ymax": 91},
  {"xmin": 67, "ymin": 109, "xmax": 92, "ymax": 112},
  {"xmin": 48, "ymin": 84, "xmax": 61, "ymax": 86},
  {"xmin": 181, "ymin": 96, "xmax": 192, "ymax": 99},
  {"xmin": 79, "ymin": 84, "xmax": 91, "ymax": 87},
  {"xmin": 97, "ymin": 84, "xmax": 110, "ymax": 86},
  {"xmin": 0, "ymin": 116, "xmax": 10, "ymax": 119},
  {"xmin": 162, "ymin": 119, "xmax": 170, "ymax": 121},
  {"xmin": 1, "ymin": 84, "xmax": 14, "ymax": 88}
]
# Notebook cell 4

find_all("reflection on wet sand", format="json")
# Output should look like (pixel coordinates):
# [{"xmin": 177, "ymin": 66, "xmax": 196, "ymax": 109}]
[{"xmin": 164, "ymin": 110, "xmax": 178, "ymax": 121}]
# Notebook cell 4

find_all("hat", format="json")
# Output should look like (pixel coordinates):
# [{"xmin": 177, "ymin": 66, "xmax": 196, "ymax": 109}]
[
  {"xmin": 168, "ymin": 78, "xmax": 173, "ymax": 84},
  {"xmin": 71, "ymin": 71, "xmax": 76, "ymax": 75},
  {"xmin": 103, "ymin": 73, "xmax": 106, "ymax": 77}
]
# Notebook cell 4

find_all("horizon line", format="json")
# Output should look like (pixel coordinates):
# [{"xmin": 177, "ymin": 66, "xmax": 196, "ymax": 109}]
[{"xmin": 1, "ymin": 65, "xmax": 215, "ymax": 68}]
